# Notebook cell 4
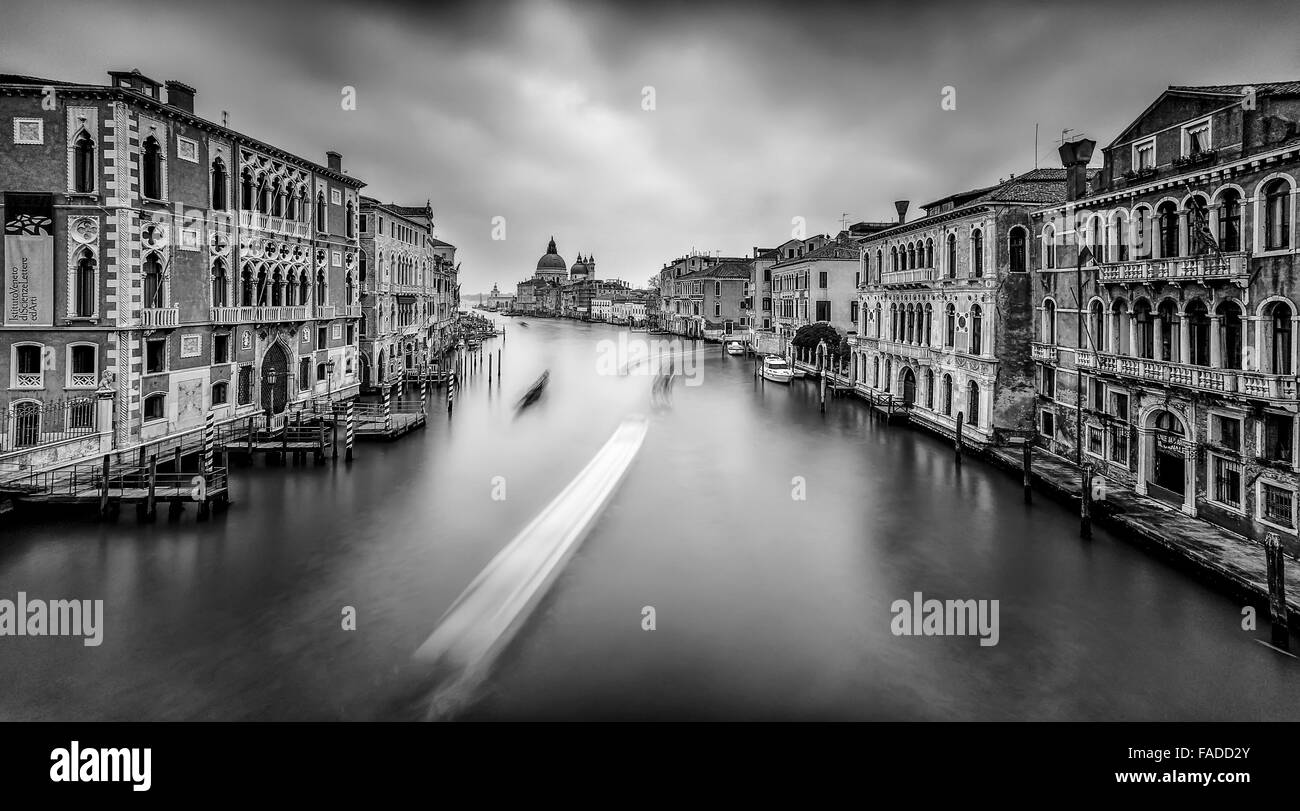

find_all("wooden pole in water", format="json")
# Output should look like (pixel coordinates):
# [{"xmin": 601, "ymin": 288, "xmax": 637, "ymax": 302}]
[
  {"xmin": 332, "ymin": 417, "xmax": 339, "ymax": 460},
  {"xmin": 99, "ymin": 453, "xmax": 111, "ymax": 517},
  {"xmin": 1265, "ymin": 531, "xmax": 1290, "ymax": 650},
  {"xmin": 345, "ymin": 400, "xmax": 355, "ymax": 462},
  {"xmin": 954, "ymin": 416, "xmax": 963, "ymax": 466},
  {"xmin": 1022, "ymin": 439, "xmax": 1033, "ymax": 504},
  {"xmin": 1080, "ymin": 462, "xmax": 1093, "ymax": 539},
  {"xmin": 146, "ymin": 454, "xmax": 157, "ymax": 520},
  {"xmin": 497, "ymin": 348, "xmax": 501, "ymax": 382}
]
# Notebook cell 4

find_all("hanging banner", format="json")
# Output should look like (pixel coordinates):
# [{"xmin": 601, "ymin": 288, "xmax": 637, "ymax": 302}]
[{"xmin": 3, "ymin": 193, "xmax": 55, "ymax": 326}]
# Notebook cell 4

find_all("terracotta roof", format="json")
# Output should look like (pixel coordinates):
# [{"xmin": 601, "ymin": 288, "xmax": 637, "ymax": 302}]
[
  {"xmin": 769, "ymin": 236, "xmax": 861, "ymax": 269},
  {"xmin": 1168, "ymin": 81, "xmax": 1300, "ymax": 97},
  {"xmin": 679, "ymin": 260, "xmax": 753, "ymax": 280}
]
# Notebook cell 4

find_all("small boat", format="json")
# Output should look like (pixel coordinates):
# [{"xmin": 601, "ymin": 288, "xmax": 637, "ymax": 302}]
[
  {"xmin": 516, "ymin": 370, "xmax": 550, "ymax": 412},
  {"xmin": 725, "ymin": 341, "xmax": 745, "ymax": 356},
  {"xmin": 760, "ymin": 356, "xmax": 794, "ymax": 383}
]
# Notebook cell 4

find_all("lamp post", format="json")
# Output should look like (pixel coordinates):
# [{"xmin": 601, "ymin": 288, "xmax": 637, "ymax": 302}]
[{"xmin": 326, "ymin": 358, "xmax": 336, "ymax": 400}]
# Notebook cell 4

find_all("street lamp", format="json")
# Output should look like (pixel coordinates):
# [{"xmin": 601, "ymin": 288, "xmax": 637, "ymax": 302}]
[{"xmin": 326, "ymin": 358, "xmax": 336, "ymax": 399}]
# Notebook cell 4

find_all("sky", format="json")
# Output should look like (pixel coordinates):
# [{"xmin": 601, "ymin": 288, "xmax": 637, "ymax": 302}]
[{"xmin": 1, "ymin": 0, "xmax": 1298, "ymax": 294}]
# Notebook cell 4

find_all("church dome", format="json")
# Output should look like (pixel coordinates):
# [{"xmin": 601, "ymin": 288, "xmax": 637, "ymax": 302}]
[{"xmin": 536, "ymin": 237, "xmax": 566, "ymax": 273}]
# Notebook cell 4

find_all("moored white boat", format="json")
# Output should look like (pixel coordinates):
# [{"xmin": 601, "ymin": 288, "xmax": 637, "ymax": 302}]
[
  {"xmin": 760, "ymin": 355, "xmax": 793, "ymax": 383},
  {"xmin": 725, "ymin": 341, "xmax": 745, "ymax": 356}
]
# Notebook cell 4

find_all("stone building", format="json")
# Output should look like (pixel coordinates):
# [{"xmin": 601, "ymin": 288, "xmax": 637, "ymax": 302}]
[
  {"xmin": 1029, "ymin": 81, "xmax": 1300, "ymax": 549},
  {"xmin": 853, "ymin": 170, "xmax": 1072, "ymax": 446},
  {"xmin": 771, "ymin": 233, "xmax": 861, "ymax": 340},
  {"xmin": 358, "ymin": 198, "xmax": 457, "ymax": 389},
  {"xmin": 0, "ymin": 69, "xmax": 363, "ymax": 460}
]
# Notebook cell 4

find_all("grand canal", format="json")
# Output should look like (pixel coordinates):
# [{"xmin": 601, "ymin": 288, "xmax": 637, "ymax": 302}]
[{"xmin": 1, "ymin": 314, "xmax": 1297, "ymax": 721}]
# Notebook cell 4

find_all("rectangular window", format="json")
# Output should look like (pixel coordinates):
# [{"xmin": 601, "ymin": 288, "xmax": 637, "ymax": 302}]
[
  {"xmin": 237, "ymin": 365, "xmax": 252, "ymax": 404},
  {"xmin": 1087, "ymin": 425, "xmax": 1104, "ymax": 457},
  {"xmin": 1040, "ymin": 410, "xmax": 1055, "ymax": 439},
  {"xmin": 1263, "ymin": 413, "xmax": 1294, "ymax": 464},
  {"xmin": 714, "ymin": 281, "xmax": 721, "ymax": 296},
  {"xmin": 212, "ymin": 382, "xmax": 228, "ymax": 405},
  {"xmin": 1133, "ymin": 138, "xmax": 1156, "ymax": 171},
  {"xmin": 1261, "ymin": 482, "xmax": 1295, "ymax": 529},
  {"xmin": 818, "ymin": 272, "xmax": 828, "ymax": 289},
  {"xmin": 347, "ymin": 324, "xmax": 356, "ymax": 344},
  {"xmin": 1212, "ymin": 414, "xmax": 1242, "ymax": 452},
  {"xmin": 1182, "ymin": 119, "xmax": 1211, "ymax": 155},
  {"xmin": 1109, "ymin": 423, "xmax": 1129, "ymax": 465},
  {"xmin": 145, "ymin": 339, "xmax": 166, "ymax": 374},
  {"xmin": 815, "ymin": 300, "xmax": 830, "ymax": 322},
  {"xmin": 1110, "ymin": 392, "xmax": 1130, "ymax": 422},
  {"xmin": 850, "ymin": 301, "xmax": 860, "ymax": 324},
  {"xmin": 317, "ymin": 326, "xmax": 328, "ymax": 349},
  {"xmin": 1091, "ymin": 378, "xmax": 1105, "ymax": 411},
  {"xmin": 330, "ymin": 188, "xmax": 342, "ymax": 206},
  {"xmin": 299, "ymin": 358, "xmax": 310, "ymax": 391},
  {"xmin": 1210, "ymin": 455, "xmax": 1243, "ymax": 509},
  {"xmin": 214, "ymin": 333, "xmax": 230, "ymax": 364}
]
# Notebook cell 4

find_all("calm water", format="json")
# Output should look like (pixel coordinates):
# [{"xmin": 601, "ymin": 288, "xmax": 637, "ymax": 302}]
[{"xmin": 1, "ymin": 315, "xmax": 1297, "ymax": 720}]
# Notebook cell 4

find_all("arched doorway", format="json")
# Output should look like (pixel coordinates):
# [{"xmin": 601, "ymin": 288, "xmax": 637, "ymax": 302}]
[
  {"xmin": 377, "ymin": 349, "xmax": 386, "ymax": 384},
  {"xmin": 1147, "ymin": 409, "xmax": 1188, "ymax": 500},
  {"xmin": 260, "ymin": 341, "xmax": 290, "ymax": 415},
  {"xmin": 900, "ymin": 367, "xmax": 916, "ymax": 406},
  {"xmin": 359, "ymin": 351, "xmax": 372, "ymax": 390}
]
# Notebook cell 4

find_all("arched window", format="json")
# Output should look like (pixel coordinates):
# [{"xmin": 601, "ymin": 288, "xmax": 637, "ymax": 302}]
[
  {"xmin": 1134, "ymin": 206, "xmax": 1151, "ymax": 259},
  {"xmin": 1008, "ymin": 227, "xmax": 1026, "ymax": 273},
  {"xmin": 255, "ymin": 269, "xmax": 268, "ymax": 305},
  {"xmin": 12, "ymin": 400, "xmax": 41, "ymax": 446},
  {"xmin": 143, "ymin": 392, "xmax": 166, "ymax": 423},
  {"xmin": 1041, "ymin": 299, "xmax": 1056, "ymax": 343},
  {"xmin": 285, "ymin": 185, "xmax": 297, "ymax": 220},
  {"xmin": 889, "ymin": 303, "xmax": 898, "ymax": 341},
  {"xmin": 1157, "ymin": 201, "xmax": 1179, "ymax": 258},
  {"xmin": 211, "ymin": 259, "xmax": 228, "ymax": 307},
  {"xmin": 884, "ymin": 359, "xmax": 892, "ymax": 392},
  {"xmin": 299, "ymin": 271, "xmax": 310, "ymax": 306},
  {"xmin": 211, "ymin": 158, "xmax": 227, "ymax": 211},
  {"xmin": 14, "ymin": 344, "xmax": 42, "ymax": 388},
  {"xmin": 874, "ymin": 302, "xmax": 882, "ymax": 338},
  {"xmin": 907, "ymin": 243, "xmax": 916, "ymax": 269},
  {"xmin": 1217, "ymin": 300, "xmax": 1243, "ymax": 370},
  {"xmin": 1264, "ymin": 179, "xmax": 1292, "ymax": 250},
  {"xmin": 271, "ymin": 270, "xmax": 283, "ymax": 306},
  {"xmin": 316, "ymin": 193, "xmax": 327, "ymax": 232},
  {"xmin": 1088, "ymin": 300, "xmax": 1104, "ymax": 351},
  {"xmin": 256, "ymin": 176, "xmax": 270, "ymax": 214},
  {"xmin": 345, "ymin": 272, "xmax": 355, "ymax": 305},
  {"xmin": 1043, "ymin": 225, "xmax": 1057, "ymax": 269},
  {"xmin": 69, "ymin": 344, "xmax": 96, "ymax": 388},
  {"xmin": 941, "ymin": 374, "xmax": 953, "ymax": 415},
  {"xmin": 141, "ymin": 136, "xmax": 162, "ymax": 199},
  {"xmin": 271, "ymin": 179, "xmax": 283, "ymax": 217},
  {"xmin": 1090, "ymin": 216, "xmax": 1104, "ymax": 263},
  {"xmin": 875, "ymin": 250, "xmax": 883, "ymax": 280},
  {"xmin": 945, "ymin": 303, "xmax": 956, "ymax": 347},
  {"xmin": 1186, "ymin": 300, "xmax": 1211, "ymax": 367},
  {"xmin": 346, "ymin": 201, "xmax": 356, "ymax": 239},
  {"xmin": 1157, "ymin": 299, "xmax": 1179, "ymax": 362},
  {"xmin": 925, "ymin": 239, "xmax": 934, "ymax": 268},
  {"xmin": 966, "ymin": 381, "xmax": 979, "ymax": 425},
  {"xmin": 75, "ymin": 249, "xmax": 95, "ymax": 317},
  {"xmin": 240, "ymin": 267, "xmax": 254, "ymax": 307},
  {"xmin": 1110, "ymin": 298, "xmax": 1129, "ymax": 355},
  {"xmin": 74, "ymin": 131, "xmax": 95, "ymax": 193},
  {"xmin": 970, "ymin": 304, "xmax": 983, "ymax": 355},
  {"xmin": 212, "ymin": 381, "xmax": 229, "ymax": 405},
  {"xmin": 946, "ymin": 233, "xmax": 957, "ymax": 278},
  {"xmin": 891, "ymin": 246, "xmax": 898, "ymax": 272},
  {"xmin": 285, "ymin": 271, "xmax": 297, "ymax": 307},
  {"xmin": 143, "ymin": 253, "xmax": 163, "ymax": 308},
  {"xmin": 360, "ymin": 252, "xmax": 368, "ymax": 284},
  {"xmin": 1133, "ymin": 299, "xmax": 1154, "ymax": 358},
  {"xmin": 924, "ymin": 369, "xmax": 934, "ymax": 409},
  {"xmin": 1268, "ymin": 301, "xmax": 1293, "ymax": 374},
  {"xmin": 971, "ymin": 229, "xmax": 984, "ymax": 277},
  {"xmin": 1217, "ymin": 189, "xmax": 1241, "ymax": 252},
  {"xmin": 240, "ymin": 170, "xmax": 254, "ymax": 210},
  {"xmin": 1111, "ymin": 212, "xmax": 1130, "ymax": 262},
  {"xmin": 923, "ymin": 303, "xmax": 933, "ymax": 346},
  {"xmin": 316, "ymin": 271, "xmax": 327, "ymax": 307}
]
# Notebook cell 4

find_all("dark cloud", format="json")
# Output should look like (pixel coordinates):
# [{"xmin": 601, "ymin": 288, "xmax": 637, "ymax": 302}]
[{"xmin": 2, "ymin": 0, "xmax": 1297, "ymax": 292}]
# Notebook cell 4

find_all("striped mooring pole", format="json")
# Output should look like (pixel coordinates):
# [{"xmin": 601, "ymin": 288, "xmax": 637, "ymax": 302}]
[
  {"xmin": 382, "ymin": 385, "xmax": 393, "ymax": 432},
  {"xmin": 447, "ymin": 372, "xmax": 456, "ymax": 415},
  {"xmin": 419, "ymin": 377, "xmax": 428, "ymax": 416},
  {"xmin": 345, "ymin": 400, "xmax": 355, "ymax": 462},
  {"xmin": 203, "ymin": 410, "xmax": 215, "ymax": 474}
]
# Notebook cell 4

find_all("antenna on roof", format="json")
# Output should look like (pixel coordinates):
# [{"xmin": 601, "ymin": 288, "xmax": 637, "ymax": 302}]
[
  {"xmin": 222, "ymin": 110, "xmax": 229, "ymax": 127},
  {"xmin": 1059, "ymin": 128, "xmax": 1074, "ymax": 145},
  {"xmin": 839, "ymin": 212, "xmax": 852, "ymax": 231}
]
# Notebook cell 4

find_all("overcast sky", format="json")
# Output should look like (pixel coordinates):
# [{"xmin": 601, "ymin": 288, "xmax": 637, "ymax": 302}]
[{"xmin": 2, "ymin": 0, "xmax": 1297, "ymax": 293}]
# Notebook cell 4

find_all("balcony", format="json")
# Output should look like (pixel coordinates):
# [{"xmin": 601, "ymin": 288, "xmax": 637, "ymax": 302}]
[
  {"xmin": 1097, "ymin": 252, "xmax": 1249, "ymax": 286},
  {"xmin": 881, "ymin": 268, "xmax": 937, "ymax": 286},
  {"xmin": 140, "ymin": 307, "xmax": 179, "ymax": 329},
  {"xmin": 343, "ymin": 305, "xmax": 362, "ymax": 318},
  {"xmin": 212, "ymin": 306, "xmax": 255, "ymax": 324},
  {"xmin": 877, "ymin": 339, "xmax": 933, "ymax": 361},
  {"xmin": 1094, "ymin": 352, "xmax": 1236, "ymax": 393},
  {"xmin": 315, "ymin": 306, "xmax": 337, "ymax": 320},
  {"xmin": 1031, "ymin": 342, "xmax": 1058, "ymax": 363},
  {"xmin": 1237, "ymin": 372, "xmax": 1299, "ymax": 400},
  {"xmin": 1075, "ymin": 348, "xmax": 1098, "ymax": 370}
]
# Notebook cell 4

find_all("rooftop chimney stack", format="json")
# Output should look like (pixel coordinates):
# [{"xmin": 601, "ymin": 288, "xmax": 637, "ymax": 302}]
[
  {"xmin": 326, "ymin": 151, "xmax": 342, "ymax": 173},
  {"xmin": 1057, "ymin": 138, "xmax": 1096, "ymax": 202},
  {"xmin": 894, "ymin": 200, "xmax": 909, "ymax": 224},
  {"xmin": 165, "ymin": 80, "xmax": 195, "ymax": 113}
]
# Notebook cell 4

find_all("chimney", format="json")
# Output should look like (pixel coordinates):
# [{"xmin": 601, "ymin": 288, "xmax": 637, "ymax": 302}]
[
  {"xmin": 894, "ymin": 200, "xmax": 909, "ymax": 224},
  {"xmin": 1057, "ymin": 138, "xmax": 1096, "ymax": 202},
  {"xmin": 326, "ymin": 151, "xmax": 342, "ymax": 173},
  {"xmin": 165, "ymin": 80, "xmax": 195, "ymax": 113}
]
